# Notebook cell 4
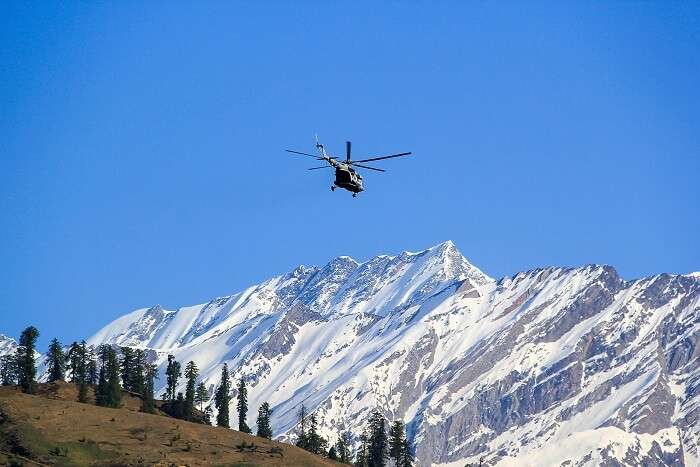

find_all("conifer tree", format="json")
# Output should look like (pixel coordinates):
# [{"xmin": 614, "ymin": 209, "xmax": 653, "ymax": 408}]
[
  {"xmin": 86, "ymin": 346, "xmax": 98, "ymax": 385},
  {"xmin": 301, "ymin": 412, "xmax": 327, "ymax": 455},
  {"xmin": 108, "ymin": 347, "xmax": 121, "ymax": 407},
  {"xmin": 46, "ymin": 338, "xmax": 65, "ymax": 382},
  {"xmin": 399, "ymin": 438, "xmax": 413, "ymax": 467},
  {"xmin": 66, "ymin": 341, "xmax": 80, "ymax": 383},
  {"xmin": 355, "ymin": 430, "xmax": 370, "ymax": 467},
  {"xmin": 256, "ymin": 401, "xmax": 273, "ymax": 439},
  {"xmin": 96, "ymin": 351, "xmax": 108, "ymax": 406},
  {"xmin": 387, "ymin": 419, "xmax": 413, "ymax": 467},
  {"xmin": 172, "ymin": 392, "xmax": 186, "ymax": 419},
  {"xmin": 368, "ymin": 409, "xmax": 388, "ymax": 467},
  {"xmin": 336, "ymin": 431, "xmax": 353, "ymax": 464},
  {"xmin": 142, "ymin": 361, "xmax": 158, "ymax": 413},
  {"xmin": 184, "ymin": 361, "xmax": 198, "ymax": 420},
  {"xmin": 16, "ymin": 326, "xmax": 39, "ymax": 394},
  {"xmin": 195, "ymin": 381, "xmax": 210, "ymax": 411},
  {"xmin": 389, "ymin": 420, "xmax": 405, "ymax": 466},
  {"xmin": 119, "ymin": 347, "xmax": 135, "ymax": 391},
  {"xmin": 295, "ymin": 404, "xmax": 309, "ymax": 450},
  {"xmin": 66, "ymin": 341, "xmax": 82, "ymax": 383},
  {"xmin": 328, "ymin": 446, "xmax": 338, "ymax": 460},
  {"xmin": 74, "ymin": 341, "xmax": 89, "ymax": 403},
  {"xmin": 214, "ymin": 363, "xmax": 231, "ymax": 428},
  {"xmin": 236, "ymin": 377, "xmax": 251, "ymax": 433},
  {"xmin": 163, "ymin": 354, "xmax": 181, "ymax": 401},
  {"xmin": 204, "ymin": 405, "xmax": 213, "ymax": 425},
  {"xmin": 77, "ymin": 376, "xmax": 89, "ymax": 403},
  {"xmin": 0, "ymin": 354, "xmax": 17, "ymax": 386},
  {"xmin": 131, "ymin": 349, "xmax": 146, "ymax": 395},
  {"xmin": 306, "ymin": 412, "xmax": 318, "ymax": 454},
  {"xmin": 96, "ymin": 345, "xmax": 121, "ymax": 407}
]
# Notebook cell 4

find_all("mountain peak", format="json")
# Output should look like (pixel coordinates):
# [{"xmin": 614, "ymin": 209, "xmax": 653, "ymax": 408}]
[
  {"xmin": 0, "ymin": 334, "xmax": 18, "ymax": 357},
  {"xmin": 429, "ymin": 239, "xmax": 463, "ymax": 262},
  {"xmin": 433, "ymin": 239, "xmax": 456, "ymax": 250},
  {"xmin": 422, "ymin": 240, "xmax": 492, "ymax": 285},
  {"xmin": 324, "ymin": 255, "xmax": 360, "ymax": 268}
]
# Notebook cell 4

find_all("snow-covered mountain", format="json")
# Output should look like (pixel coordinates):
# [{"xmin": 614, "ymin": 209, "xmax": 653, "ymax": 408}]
[
  {"xmin": 8, "ymin": 242, "xmax": 700, "ymax": 466},
  {"xmin": 0, "ymin": 334, "xmax": 18, "ymax": 356}
]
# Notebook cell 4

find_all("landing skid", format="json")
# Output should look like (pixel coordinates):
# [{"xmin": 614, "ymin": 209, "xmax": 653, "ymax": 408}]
[{"xmin": 331, "ymin": 185, "xmax": 358, "ymax": 198}]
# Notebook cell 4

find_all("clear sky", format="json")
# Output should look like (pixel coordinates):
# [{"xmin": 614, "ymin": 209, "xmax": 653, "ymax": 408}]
[{"xmin": 1, "ymin": 2, "xmax": 699, "ymax": 349}]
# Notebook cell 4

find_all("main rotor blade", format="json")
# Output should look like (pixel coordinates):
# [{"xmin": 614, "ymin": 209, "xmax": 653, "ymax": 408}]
[
  {"xmin": 352, "ymin": 152, "xmax": 412, "ymax": 163},
  {"xmin": 308, "ymin": 166, "xmax": 334, "ymax": 170},
  {"xmin": 286, "ymin": 149, "xmax": 322, "ymax": 159},
  {"xmin": 352, "ymin": 163, "xmax": 385, "ymax": 172},
  {"xmin": 346, "ymin": 141, "xmax": 351, "ymax": 163}
]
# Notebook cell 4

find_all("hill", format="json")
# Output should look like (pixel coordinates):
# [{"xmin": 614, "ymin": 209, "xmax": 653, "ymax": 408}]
[{"xmin": 0, "ymin": 382, "xmax": 340, "ymax": 467}]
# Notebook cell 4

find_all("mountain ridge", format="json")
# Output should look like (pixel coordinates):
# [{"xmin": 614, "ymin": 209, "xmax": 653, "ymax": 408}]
[{"xmin": 3, "ymin": 241, "xmax": 699, "ymax": 466}]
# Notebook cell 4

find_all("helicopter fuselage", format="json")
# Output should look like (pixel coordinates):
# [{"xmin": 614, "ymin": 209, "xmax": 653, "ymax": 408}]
[{"xmin": 332, "ymin": 162, "xmax": 364, "ymax": 194}]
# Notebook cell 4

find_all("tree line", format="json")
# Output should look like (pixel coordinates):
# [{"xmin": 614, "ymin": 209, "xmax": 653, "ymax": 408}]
[
  {"xmin": 0, "ymin": 326, "xmax": 196, "ymax": 418},
  {"xmin": 1, "ymin": 326, "xmax": 414, "ymax": 466},
  {"xmin": 293, "ymin": 403, "xmax": 413, "ymax": 466}
]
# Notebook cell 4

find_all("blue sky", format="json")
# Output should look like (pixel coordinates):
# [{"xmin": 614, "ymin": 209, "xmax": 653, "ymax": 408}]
[{"xmin": 1, "ymin": 2, "xmax": 699, "ymax": 348}]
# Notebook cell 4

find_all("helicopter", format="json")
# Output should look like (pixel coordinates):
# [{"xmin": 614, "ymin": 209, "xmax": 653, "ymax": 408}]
[{"xmin": 285, "ymin": 138, "xmax": 411, "ymax": 197}]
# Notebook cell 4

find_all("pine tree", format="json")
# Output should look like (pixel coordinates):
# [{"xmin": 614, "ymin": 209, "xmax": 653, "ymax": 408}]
[
  {"xmin": 328, "ymin": 446, "xmax": 339, "ymax": 460},
  {"xmin": 119, "ymin": 347, "xmax": 135, "ymax": 391},
  {"xmin": 195, "ymin": 381, "xmax": 210, "ymax": 412},
  {"xmin": 214, "ymin": 363, "xmax": 231, "ymax": 428},
  {"xmin": 46, "ymin": 338, "xmax": 65, "ymax": 382},
  {"xmin": 96, "ymin": 345, "xmax": 121, "ymax": 408},
  {"xmin": 86, "ymin": 346, "xmax": 98, "ymax": 385},
  {"xmin": 295, "ymin": 404, "xmax": 309, "ymax": 450},
  {"xmin": 308, "ymin": 413, "xmax": 321, "ymax": 454},
  {"xmin": 96, "ymin": 350, "xmax": 108, "ymax": 406},
  {"xmin": 302, "ymin": 412, "xmax": 327, "ymax": 455},
  {"xmin": 16, "ymin": 326, "xmax": 39, "ymax": 394},
  {"xmin": 389, "ymin": 420, "xmax": 405, "ymax": 466},
  {"xmin": 172, "ymin": 392, "xmax": 186, "ymax": 419},
  {"xmin": 184, "ymin": 361, "xmax": 198, "ymax": 420},
  {"xmin": 0, "ymin": 354, "xmax": 17, "ymax": 386},
  {"xmin": 131, "ymin": 349, "xmax": 146, "ymax": 395},
  {"xmin": 77, "ymin": 376, "xmax": 89, "ymax": 403},
  {"xmin": 368, "ymin": 409, "xmax": 388, "ymax": 467},
  {"xmin": 74, "ymin": 341, "xmax": 89, "ymax": 403},
  {"xmin": 399, "ymin": 438, "xmax": 413, "ymax": 467},
  {"xmin": 355, "ymin": 429, "xmax": 370, "ymax": 467},
  {"xmin": 107, "ymin": 345, "xmax": 122, "ymax": 407},
  {"xmin": 256, "ymin": 401, "xmax": 273, "ymax": 439},
  {"xmin": 236, "ymin": 377, "xmax": 251, "ymax": 433},
  {"xmin": 66, "ymin": 340, "xmax": 90, "ymax": 402},
  {"xmin": 142, "ymin": 361, "xmax": 158, "ymax": 413},
  {"xmin": 336, "ymin": 431, "xmax": 353, "ymax": 464},
  {"xmin": 66, "ymin": 341, "xmax": 81, "ymax": 383},
  {"xmin": 163, "ymin": 354, "xmax": 181, "ymax": 401}
]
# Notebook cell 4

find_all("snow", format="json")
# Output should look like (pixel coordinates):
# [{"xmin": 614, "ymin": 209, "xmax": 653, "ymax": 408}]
[
  {"xmin": 87, "ymin": 307, "xmax": 149, "ymax": 346},
  {"xmin": 73, "ymin": 241, "xmax": 700, "ymax": 466},
  {"xmin": 494, "ymin": 427, "xmax": 681, "ymax": 467},
  {"xmin": 0, "ymin": 334, "xmax": 18, "ymax": 357}
]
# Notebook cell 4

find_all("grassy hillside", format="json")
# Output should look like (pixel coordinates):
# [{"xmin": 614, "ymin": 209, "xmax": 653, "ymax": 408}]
[{"xmin": 0, "ymin": 382, "xmax": 340, "ymax": 466}]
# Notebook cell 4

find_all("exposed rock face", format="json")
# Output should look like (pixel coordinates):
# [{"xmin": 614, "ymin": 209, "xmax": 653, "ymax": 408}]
[{"xmin": 14, "ymin": 242, "xmax": 699, "ymax": 466}]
